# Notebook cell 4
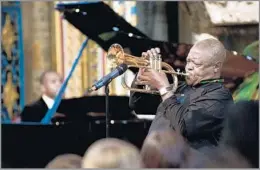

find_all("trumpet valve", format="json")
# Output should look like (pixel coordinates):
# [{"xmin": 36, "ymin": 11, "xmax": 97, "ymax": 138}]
[{"xmin": 156, "ymin": 54, "xmax": 162, "ymax": 71}]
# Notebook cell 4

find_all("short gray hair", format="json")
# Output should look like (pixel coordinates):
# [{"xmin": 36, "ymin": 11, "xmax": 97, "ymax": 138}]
[{"xmin": 194, "ymin": 38, "xmax": 227, "ymax": 64}]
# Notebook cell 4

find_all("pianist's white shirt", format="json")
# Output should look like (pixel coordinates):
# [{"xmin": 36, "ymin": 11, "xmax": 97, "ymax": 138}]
[{"xmin": 42, "ymin": 94, "xmax": 54, "ymax": 109}]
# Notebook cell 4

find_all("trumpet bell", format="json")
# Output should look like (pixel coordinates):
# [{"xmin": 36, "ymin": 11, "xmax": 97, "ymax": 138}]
[
  {"xmin": 107, "ymin": 44, "xmax": 125, "ymax": 67},
  {"xmin": 107, "ymin": 43, "xmax": 149, "ymax": 67}
]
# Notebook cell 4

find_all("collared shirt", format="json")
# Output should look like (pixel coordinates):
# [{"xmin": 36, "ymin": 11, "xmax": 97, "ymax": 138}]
[{"xmin": 42, "ymin": 94, "xmax": 55, "ymax": 109}]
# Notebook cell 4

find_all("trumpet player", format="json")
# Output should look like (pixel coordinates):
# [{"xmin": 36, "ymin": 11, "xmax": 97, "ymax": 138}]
[{"xmin": 129, "ymin": 38, "xmax": 233, "ymax": 151}]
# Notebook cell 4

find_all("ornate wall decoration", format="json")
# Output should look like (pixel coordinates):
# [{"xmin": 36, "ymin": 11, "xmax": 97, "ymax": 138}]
[
  {"xmin": 2, "ymin": 15, "xmax": 16, "ymax": 60},
  {"xmin": 61, "ymin": 19, "xmax": 85, "ymax": 98},
  {"xmin": 85, "ymin": 40, "xmax": 105, "ymax": 96},
  {"xmin": 1, "ymin": 2, "xmax": 25, "ymax": 122}
]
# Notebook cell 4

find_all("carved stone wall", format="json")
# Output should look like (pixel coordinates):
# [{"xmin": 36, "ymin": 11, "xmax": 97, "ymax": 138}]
[
  {"xmin": 178, "ymin": 2, "xmax": 214, "ymax": 44},
  {"xmin": 178, "ymin": 1, "xmax": 259, "ymax": 49},
  {"xmin": 136, "ymin": 1, "xmax": 168, "ymax": 41}
]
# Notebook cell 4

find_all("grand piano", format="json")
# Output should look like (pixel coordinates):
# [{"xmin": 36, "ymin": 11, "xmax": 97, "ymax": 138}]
[
  {"xmin": 2, "ymin": 95, "xmax": 152, "ymax": 168},
  {"xmin": 2, "ymin": 1, "xmax": 258, "ymax": 168}
]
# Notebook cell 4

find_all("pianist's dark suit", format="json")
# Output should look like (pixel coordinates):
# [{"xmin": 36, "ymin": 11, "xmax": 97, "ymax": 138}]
[{"xmin": 20, "ymin": 98, "xmax": 50, "ymax": 122}]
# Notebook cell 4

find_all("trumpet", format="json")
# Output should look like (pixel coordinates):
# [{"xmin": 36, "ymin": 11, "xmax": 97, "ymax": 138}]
[{"xmin": 107, "ymin": 43, "xmax": 189, "ymax": 94}]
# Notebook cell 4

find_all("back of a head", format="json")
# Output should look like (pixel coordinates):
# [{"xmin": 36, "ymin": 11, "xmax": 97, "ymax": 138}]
[
  {"xmin": 194, "ymin": 38, "xmax": 227, "ymax": 65},
  {"xmin": 141, "ymin": 129, "xmax": 190, "ymax": 168},
  {"xmin": 45, "ymin": 154, "xmax": 82, "ymax": 168},
  {"xmin": 220, "ymin": 100, "xmax": 259, "ymax": 167},
  {"xmin": 204, "ymin": 147, "xmax": 253, "ymax": 168},
  {"xmin": 82, "ymin": 138, "xmax": 143, "ymax": 168}
]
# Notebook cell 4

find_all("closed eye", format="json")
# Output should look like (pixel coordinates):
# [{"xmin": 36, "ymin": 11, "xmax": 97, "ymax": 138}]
[{"xmin": 194, "ymin": 63, "xmax": 202, "ymax": 66}]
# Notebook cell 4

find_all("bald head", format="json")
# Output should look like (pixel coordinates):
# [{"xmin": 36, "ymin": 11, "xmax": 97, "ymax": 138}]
[
  {"xmin": 40, "ymin": 70, "xmax": 62, "ymax": 99},
  {"xmin": 185, "ymin": 38, "xmax": 227, "ymax": 86}
]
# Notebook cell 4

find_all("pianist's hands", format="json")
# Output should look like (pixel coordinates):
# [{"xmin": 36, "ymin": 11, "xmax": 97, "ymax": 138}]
[{"xmin": 53, "ymin": 112, "xmax": 66, "ymax": 119}]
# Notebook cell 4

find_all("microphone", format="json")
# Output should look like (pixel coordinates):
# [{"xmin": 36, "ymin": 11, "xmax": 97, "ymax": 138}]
[{"xmin": 87, "ymin": 63, "xmax": 128, "ymax": 92}]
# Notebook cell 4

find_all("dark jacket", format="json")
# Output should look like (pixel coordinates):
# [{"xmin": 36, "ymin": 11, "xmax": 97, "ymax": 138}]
[
  {"xmin": 20, "ymin": 98, "xmax": 50, "ymax": 122},
  {"xmin": 129, "ymin": 80, "xmax": 233, "ymax": 149}
]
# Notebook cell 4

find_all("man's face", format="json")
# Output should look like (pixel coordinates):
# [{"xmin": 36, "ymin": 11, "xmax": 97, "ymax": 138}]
[
  {"xmin": 42, "ymin": 72, "xmax": 63, "ymax": 98},
  {"xmin": 185, "ymin": 47, "xmax": 215, "ymax": 86}
]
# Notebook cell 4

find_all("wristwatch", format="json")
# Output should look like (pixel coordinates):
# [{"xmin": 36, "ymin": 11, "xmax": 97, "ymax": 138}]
[{"xmin": 159, "ymin": 86, "xmax": 172, "ymax": 96}]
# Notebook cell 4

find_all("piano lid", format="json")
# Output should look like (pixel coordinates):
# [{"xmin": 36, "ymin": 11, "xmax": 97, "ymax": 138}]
[
  {"xmin": 55, "ymin": 1, "xmax": 188, "ymax": 61},
  {"xmin": 56, "ymin": 1, "xmax": 147, "ymax": 53}
]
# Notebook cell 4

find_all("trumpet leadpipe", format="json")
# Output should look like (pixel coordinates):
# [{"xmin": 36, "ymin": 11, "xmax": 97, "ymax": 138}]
[{"xmin": 163, "ymin": 70, "xmax": 189, "ymax": 76}]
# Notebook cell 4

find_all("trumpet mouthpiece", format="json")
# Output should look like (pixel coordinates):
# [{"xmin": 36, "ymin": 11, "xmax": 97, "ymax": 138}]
[{"xmin": 184, "ymin": 73, "xmax": 189, "ymax": 77}]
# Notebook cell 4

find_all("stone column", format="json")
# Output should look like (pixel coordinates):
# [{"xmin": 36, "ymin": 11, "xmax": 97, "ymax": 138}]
[
  {"xmin": 136, "ymin": 1, "xmax": 168, "ymax": 41},
  {"xmin": 178, "ymin": 2, "xmax": 215, "ymax": 44},
  {"xmin": 21, "ymin": 2, "xmax": 33, "ymax": 104},
  {"xmin": 30, "ymin": 1, "xmax": 52, "ymax": 101}
]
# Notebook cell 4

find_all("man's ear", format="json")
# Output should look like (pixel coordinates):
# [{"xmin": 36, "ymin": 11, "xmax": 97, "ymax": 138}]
[
  {"xmin": 40, "ymin": 84, "xmax": 45, "ymax": 94},
  {"xmin": 214, "ymin": 62, "xmax": 222, "ymax": 73}
]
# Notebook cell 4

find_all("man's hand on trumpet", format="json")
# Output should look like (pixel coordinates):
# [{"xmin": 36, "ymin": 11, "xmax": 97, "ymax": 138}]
[
  {"xmin": 137, "ymin": 68, "xmax": 170, "ymax": 90},
  {"xmin": 135, "ymin": 48, "xmax": 174, "ymax": 101}
]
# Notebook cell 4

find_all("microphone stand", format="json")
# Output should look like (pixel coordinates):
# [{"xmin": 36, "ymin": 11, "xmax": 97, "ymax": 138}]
[{"xmin": 105, "ymin": 80, "xmax": 111, "ymax": 138}]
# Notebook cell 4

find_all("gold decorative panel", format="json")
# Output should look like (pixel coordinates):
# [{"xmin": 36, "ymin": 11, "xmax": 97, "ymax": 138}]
[
  {"xmin": 2, "ymin": 14, "xmax": 17, "ymax": 60},
  {"xmin": 3, "ymin": 73, "xmax": 19, "ymax": 119},
  {"xmin": 2, "ymin": 3, "xmax": 25, "ymax": 122}
]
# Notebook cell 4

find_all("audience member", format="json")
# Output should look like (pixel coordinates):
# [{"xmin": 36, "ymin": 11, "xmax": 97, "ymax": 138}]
[
  {"xmin": 45, "ymin": 154, "xmax": 82, "ymax": 168},
  {"xmin": 219, "ymin": 100, "xmax": 259, "ymax": 168},
  {"xmin": 203, "ymin": 147, "xmax": 252, "ymax": 168},
  {"xmin": 82, "ymin": 138, "xmax": 143, "ymax": 168},
  {"xmin": 141, "ymin": 128, "xmax": 211, "ymax": 168}
]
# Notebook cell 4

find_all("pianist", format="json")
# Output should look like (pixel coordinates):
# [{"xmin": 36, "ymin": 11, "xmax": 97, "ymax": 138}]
[{"xmin": 20, "ymin": 70, "xmax": 65, "ymax": 122}]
